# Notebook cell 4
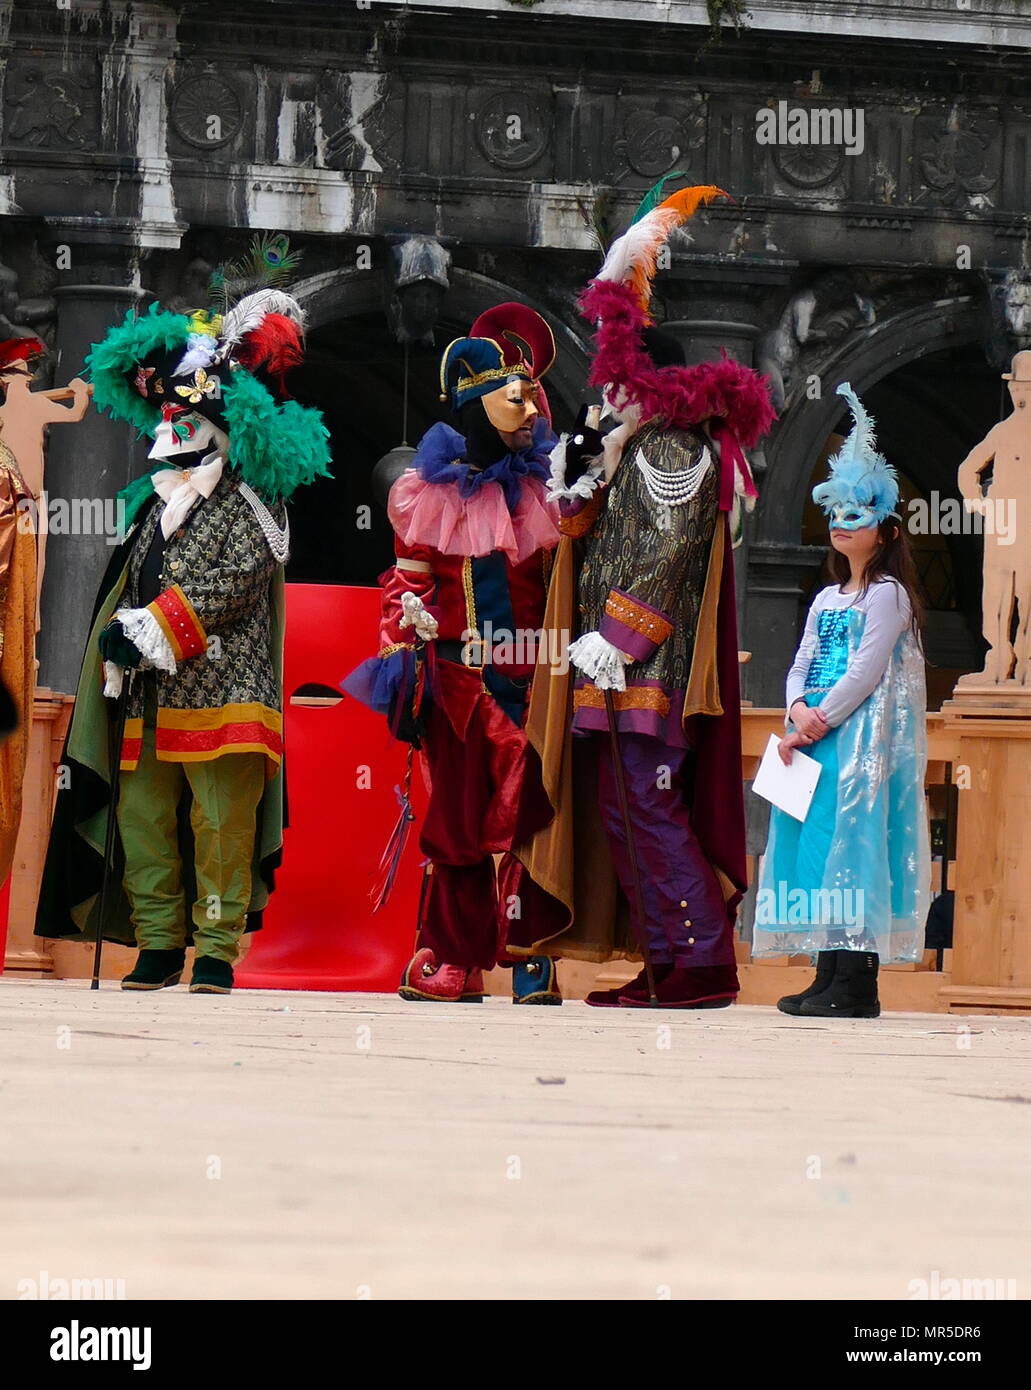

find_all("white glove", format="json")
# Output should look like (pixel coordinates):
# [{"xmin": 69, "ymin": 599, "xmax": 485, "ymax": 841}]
[
  {"xmin": 546, "ymin": 436, "xmax": 605, "ymax": 503},
  {"xmin": 568, "ymin": 631, "xmax": 633, "ymax": 691},
  {"xmin": 102, "ymin": 661, "xmax": 124, "ymax": 700},
  {"xmin": 399, "ymin": 590, "xmax": 438, "ymax": 642}
]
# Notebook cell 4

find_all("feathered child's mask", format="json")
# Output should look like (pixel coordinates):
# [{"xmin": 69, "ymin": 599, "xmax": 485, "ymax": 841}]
[{"xmin": 812, "ymin": 383, "xmax": 900, "ymax": 531}]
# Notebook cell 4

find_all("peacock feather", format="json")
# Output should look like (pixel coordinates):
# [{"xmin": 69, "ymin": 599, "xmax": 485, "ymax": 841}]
[{"xmin": 208, "ymin": 233, "xmax": 303, "ymax": 316}]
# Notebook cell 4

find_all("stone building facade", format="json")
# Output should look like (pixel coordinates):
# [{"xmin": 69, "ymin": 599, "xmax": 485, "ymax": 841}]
[{"xmin": 2, "ymin": 0, "xmax": 1029, "ymax": 700}]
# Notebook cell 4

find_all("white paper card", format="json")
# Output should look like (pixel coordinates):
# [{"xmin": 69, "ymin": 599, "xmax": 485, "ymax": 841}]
[{"xmin": 751, "ymin": 733, "xmax": 822, "ymax": 822}]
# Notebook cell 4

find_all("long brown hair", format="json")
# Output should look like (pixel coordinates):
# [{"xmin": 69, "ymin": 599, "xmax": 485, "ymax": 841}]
[{"xmin": 826, "ymin": 519, "xmax": 925, "ymax": 636}]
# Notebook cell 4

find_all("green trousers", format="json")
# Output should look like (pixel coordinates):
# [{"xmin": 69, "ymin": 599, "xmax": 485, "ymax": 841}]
[{"xmin": 116, "ymin": 719, "xmax": 266, "ymax": 964}]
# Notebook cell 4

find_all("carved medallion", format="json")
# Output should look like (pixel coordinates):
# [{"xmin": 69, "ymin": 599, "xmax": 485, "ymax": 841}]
[
  {"xmin": 772, "ymin": 143, "xmax": 845, "ymax": 189},
  {"xmin": 612, "ymin": 96, "xmax": 706, "ymax": 181},
  {"xmin": 916, "ymin": 113, "xmax": 999, "ymax": 208},
  {"xmin": 4, "ymin": 65, "xmax": 98, "ymax": 150},
  {"xmin": 475, "ymin": 89, "xmax": 551, "ymax": 170},
  {"xmin": 170, "ymin": 72, "xmax": 243, "ymax": 150}
]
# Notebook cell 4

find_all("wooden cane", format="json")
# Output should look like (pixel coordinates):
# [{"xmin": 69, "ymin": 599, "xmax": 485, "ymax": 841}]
[
  {"xmin": 91, "ymin": 671, "xmax": 131, "ymax": 990},
  {"xmin": 603, "ymin": 687, "xmax": 659, "ymax": 1006}
]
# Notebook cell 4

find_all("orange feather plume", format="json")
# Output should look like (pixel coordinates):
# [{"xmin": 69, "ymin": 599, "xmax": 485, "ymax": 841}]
[{"xmin": 601, "ymin": 184, "xmax": 731, "ymax": 314}]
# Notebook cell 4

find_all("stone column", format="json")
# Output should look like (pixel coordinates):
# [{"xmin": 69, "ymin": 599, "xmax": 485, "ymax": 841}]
[
  {"xmin": 661, "ymin": 259, "xmax": 793, "ymax": 703},
  {"xmin": 741, "ymin": 540, "xmax": 826, "ymax": 708},
  {"xmin": 35, "ymin": 231, "xmax": 148, "ymax": 695}
]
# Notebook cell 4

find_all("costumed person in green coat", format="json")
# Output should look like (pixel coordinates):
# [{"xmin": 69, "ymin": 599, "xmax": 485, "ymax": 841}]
[{"xmin": 35, "ymin": 236, "xmax": 331, "ymax": 994}]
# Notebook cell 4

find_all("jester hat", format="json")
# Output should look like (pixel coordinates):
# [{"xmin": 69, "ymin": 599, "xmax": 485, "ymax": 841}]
[
  {"xmin": 87, "ymin": 234, "xmax": 331, "ymax": 502},
  {"xmin": 439, "ymin": 303, "xmax": 556, "ymax": 421},
  {"xmin": 812, "ymin": 382, "xmax": 900, "ymax": 530}
]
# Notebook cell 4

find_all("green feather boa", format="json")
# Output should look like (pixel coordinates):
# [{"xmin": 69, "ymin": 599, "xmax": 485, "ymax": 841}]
[
  {"xmin": 87, "ymin": 304, "xmax": 333, "ymax": 502},
  {"xmin": 221, "ymin": 370, "xmax": 332, "ymax": 501},
  {"xmin": 87, "ymin": 303, "xmax": 191, "ymax": 434}
]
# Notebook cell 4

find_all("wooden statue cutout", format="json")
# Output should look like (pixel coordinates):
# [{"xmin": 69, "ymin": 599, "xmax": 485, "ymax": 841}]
[
  {"xmin": 0, "ymin": 339, "xmax": 89, "ymax": 887},
  {"xmin": 957, "ymin": 349, "xmax": 1031, "ymax": 687},
  {"xmin": 0, "ymin": 343, "xmax": 90, "ymax": 612}
]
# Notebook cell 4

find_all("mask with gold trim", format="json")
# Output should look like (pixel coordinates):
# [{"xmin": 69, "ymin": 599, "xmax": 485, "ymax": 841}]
[
  {"xmin": 439, "ymin": 301, "xmax": 556, "ymax": 431},
  {"xmin": 480, "ymin": 375, "xmax": 541, "ymax": 434}
]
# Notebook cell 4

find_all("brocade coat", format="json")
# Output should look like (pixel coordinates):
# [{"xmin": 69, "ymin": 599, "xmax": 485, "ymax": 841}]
[{"xmin": 116, "ymin": 468, "xmax": 286, "ymax": 771}]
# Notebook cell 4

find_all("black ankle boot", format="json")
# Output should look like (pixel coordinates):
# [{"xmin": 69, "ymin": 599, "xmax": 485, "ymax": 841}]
[
  {"xmin": 121, "ymin": 948, "xmax": 186, "ymax": 991},
  {"xmin": 189, "ymin": 957, "xmax": 234, "ymax": 994},
  {"xmin": 777, "ymin": 951, "xmax": 837, "ymax": 1016},
  {"xmin": 799, "ymin": 951, "xmax": 880, "ymax": 1018}
]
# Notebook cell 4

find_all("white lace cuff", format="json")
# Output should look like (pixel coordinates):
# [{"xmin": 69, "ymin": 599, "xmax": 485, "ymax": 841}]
[
  {"xmin": 115, "ymin": 607, "xmax": 177, "ymax": 674},
  {"xmin": 568, "ymin": 631, "xmax": 632, "ymax": 691}
]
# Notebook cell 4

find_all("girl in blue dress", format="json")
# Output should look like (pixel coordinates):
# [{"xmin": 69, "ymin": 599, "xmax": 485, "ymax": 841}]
[{"xmin": 752, "ymin": 383, "xmax": 931, "ymax": 1018}]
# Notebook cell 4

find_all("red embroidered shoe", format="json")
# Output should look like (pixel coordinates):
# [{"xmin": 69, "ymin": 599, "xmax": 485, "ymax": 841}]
[
  {"xmin": 398, "ymin": 948, "xmax": 484, "ymax": 1003},
  {"xmin": 585, "ymin": 962, "xmax": 673, "ymax": 1007},
  {"xmin": 620, "ymin": 964, "xmax": 739, "ymax": 1009}
]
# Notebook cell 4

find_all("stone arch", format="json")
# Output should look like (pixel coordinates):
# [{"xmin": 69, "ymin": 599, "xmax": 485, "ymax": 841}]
[
  {"xmin": 744, "ymin": 295, "xmax": 990, "ymax": 704},
  {"xmin": 283, "ymin": 261, "xmax": 592, "ymax": 586},
  {"xmin": 289, "ymin": 263, "xmax": 591, "ymax": 416},
  {"xmin": 758, "ymin": 296, "xmax": 986, "ymax": 544}
]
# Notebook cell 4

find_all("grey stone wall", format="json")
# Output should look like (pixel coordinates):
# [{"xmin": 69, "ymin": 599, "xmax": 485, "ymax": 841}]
[{"xmin": 1, "ymin": 0, "xmax": 1026, "ymax": 694}]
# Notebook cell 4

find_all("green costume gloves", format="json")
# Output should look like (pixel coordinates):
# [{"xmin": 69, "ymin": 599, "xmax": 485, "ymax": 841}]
[{"xmin": 98, "ymin": 618, "xmax": 143, "ymax": 669}]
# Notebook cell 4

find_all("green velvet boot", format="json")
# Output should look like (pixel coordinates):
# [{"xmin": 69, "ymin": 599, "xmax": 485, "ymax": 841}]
[
  {"xmin": 189, "ymin": 957, "xmax": 234, "ymax": 995},
  {"xmin": 121, "ymin": 948, "xmax": 186, "ymax": 992}
]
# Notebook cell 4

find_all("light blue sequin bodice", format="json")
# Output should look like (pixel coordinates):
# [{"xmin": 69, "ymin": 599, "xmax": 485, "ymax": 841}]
[{"xmin": 805, "ymin": 607, "xmax": 860, "ymax": 692}]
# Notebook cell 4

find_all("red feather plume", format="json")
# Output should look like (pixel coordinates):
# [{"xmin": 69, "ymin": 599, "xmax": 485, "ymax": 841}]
[
  {"xmin": 0, "ymin": 336, "xmax": 46, "ymax": 372},
  {"xmin": 234, "ymin": 313, "xmax": 304, "ymax": 396}
]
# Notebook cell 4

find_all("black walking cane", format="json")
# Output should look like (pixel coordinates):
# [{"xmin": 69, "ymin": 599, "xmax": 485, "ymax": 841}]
[
  {"xmin": 91, "ymin": 671, "xmax": 131, "ymax": 990},
  {"xmin": 603, "ymin": 687, "xmax": 659, "ymax": 1006}
]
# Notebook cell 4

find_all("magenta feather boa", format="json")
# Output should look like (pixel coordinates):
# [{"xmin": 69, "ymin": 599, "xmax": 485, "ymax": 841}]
[{"xmin": 578, "ymin": 279, "xmax": 776, "ymax": 449}]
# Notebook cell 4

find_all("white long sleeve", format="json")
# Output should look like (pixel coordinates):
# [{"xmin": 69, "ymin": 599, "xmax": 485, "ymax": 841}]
[
  {"xmin": 784, "ymin": 597, "xmax": 823, "ymax": 717},
  {"xmin": 815, "ymin": 580, "xmax": 911, "ymax": 727}
]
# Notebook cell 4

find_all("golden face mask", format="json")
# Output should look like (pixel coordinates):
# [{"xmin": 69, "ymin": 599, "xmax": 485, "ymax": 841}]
[{"xmin": 481, "ymin": 375, "xmax": 540, "ymax": 434}]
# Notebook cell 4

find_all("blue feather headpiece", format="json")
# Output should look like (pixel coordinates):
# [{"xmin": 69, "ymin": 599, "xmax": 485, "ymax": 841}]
[{"xmin": 812, "ymin": 382, "xmax": 900, "ymax": 530}]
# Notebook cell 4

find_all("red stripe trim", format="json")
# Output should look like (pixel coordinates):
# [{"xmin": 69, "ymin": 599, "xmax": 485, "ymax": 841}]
[
  {"xmin": 155, "ymin": 721, "xmax": 283, "ymax": 756},
  {"xmin": 119, "ymin": 736, "xmax": 142, "ymax": 770},
  {"xmin": 150, "ymin": 585, "xmax": 206, "ymax": 661}
]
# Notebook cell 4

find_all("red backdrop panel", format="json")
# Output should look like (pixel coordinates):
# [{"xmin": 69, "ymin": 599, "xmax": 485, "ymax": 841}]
[{"xmin": 235, "ymin": 583, "xmax": 423, "ymax": 992}]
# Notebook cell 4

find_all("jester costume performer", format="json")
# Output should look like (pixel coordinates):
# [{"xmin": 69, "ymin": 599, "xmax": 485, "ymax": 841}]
[
  {"xmin": 755, "ymin": 383, "xmax": 930, "ymax": 1018},
  {"xmin": 35, "ymin": 238, "xmax": 331, "ymax": 993},
  {"xmin": 515, "ymin": 186, "xmax": 775, "ymax": 1008},
  {"xmin": 345, "ymin": 304, "xmax": 568, "ymax": 1004}
]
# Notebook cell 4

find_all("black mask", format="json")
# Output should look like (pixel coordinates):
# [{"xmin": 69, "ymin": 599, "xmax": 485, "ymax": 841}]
[
  {"xmin": 128, "ymin": 345, "xmax": 230, "ymax": 436},
  {"xmin": 456, "ymin": 397, "xmax": 511, "ymax": 470}
]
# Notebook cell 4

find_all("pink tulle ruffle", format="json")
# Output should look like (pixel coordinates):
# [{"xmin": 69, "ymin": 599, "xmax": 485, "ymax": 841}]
[{"xmin": 388, "ymin": 471, "xmax": 561, "ymax": 563}]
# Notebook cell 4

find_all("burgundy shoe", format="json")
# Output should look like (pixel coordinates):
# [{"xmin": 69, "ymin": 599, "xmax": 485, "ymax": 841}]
[
  {"xmin": 620, "ymin": 963, "xmax": 739, "ymax": 1009},
  {"xmin": 398, "ymin": 947, "xmax": 484, "ymax": 1003},
  {"xmin": 585, "ymin": 962, "xmax": 673, "ymax": 1007}
]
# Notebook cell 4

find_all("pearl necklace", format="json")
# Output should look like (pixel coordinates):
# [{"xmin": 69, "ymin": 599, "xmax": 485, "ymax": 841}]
[
  {"xmin": 634, "ymin": 445, "xmax": 711, "ymax": 531},
  {"xmin": 238, "ymin": 481, "xmax": 291, "ymax": 564}
]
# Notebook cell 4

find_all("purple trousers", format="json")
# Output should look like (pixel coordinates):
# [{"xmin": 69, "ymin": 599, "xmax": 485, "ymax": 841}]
[{"xmin": 596, "ymin": 732, "xmax": 734, "ymax": 968}]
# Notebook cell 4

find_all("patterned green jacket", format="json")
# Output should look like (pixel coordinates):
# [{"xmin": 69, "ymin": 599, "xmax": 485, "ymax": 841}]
[{"xmin": 115, "ymin": 469, "xmax": 287, "ymax": 772}]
